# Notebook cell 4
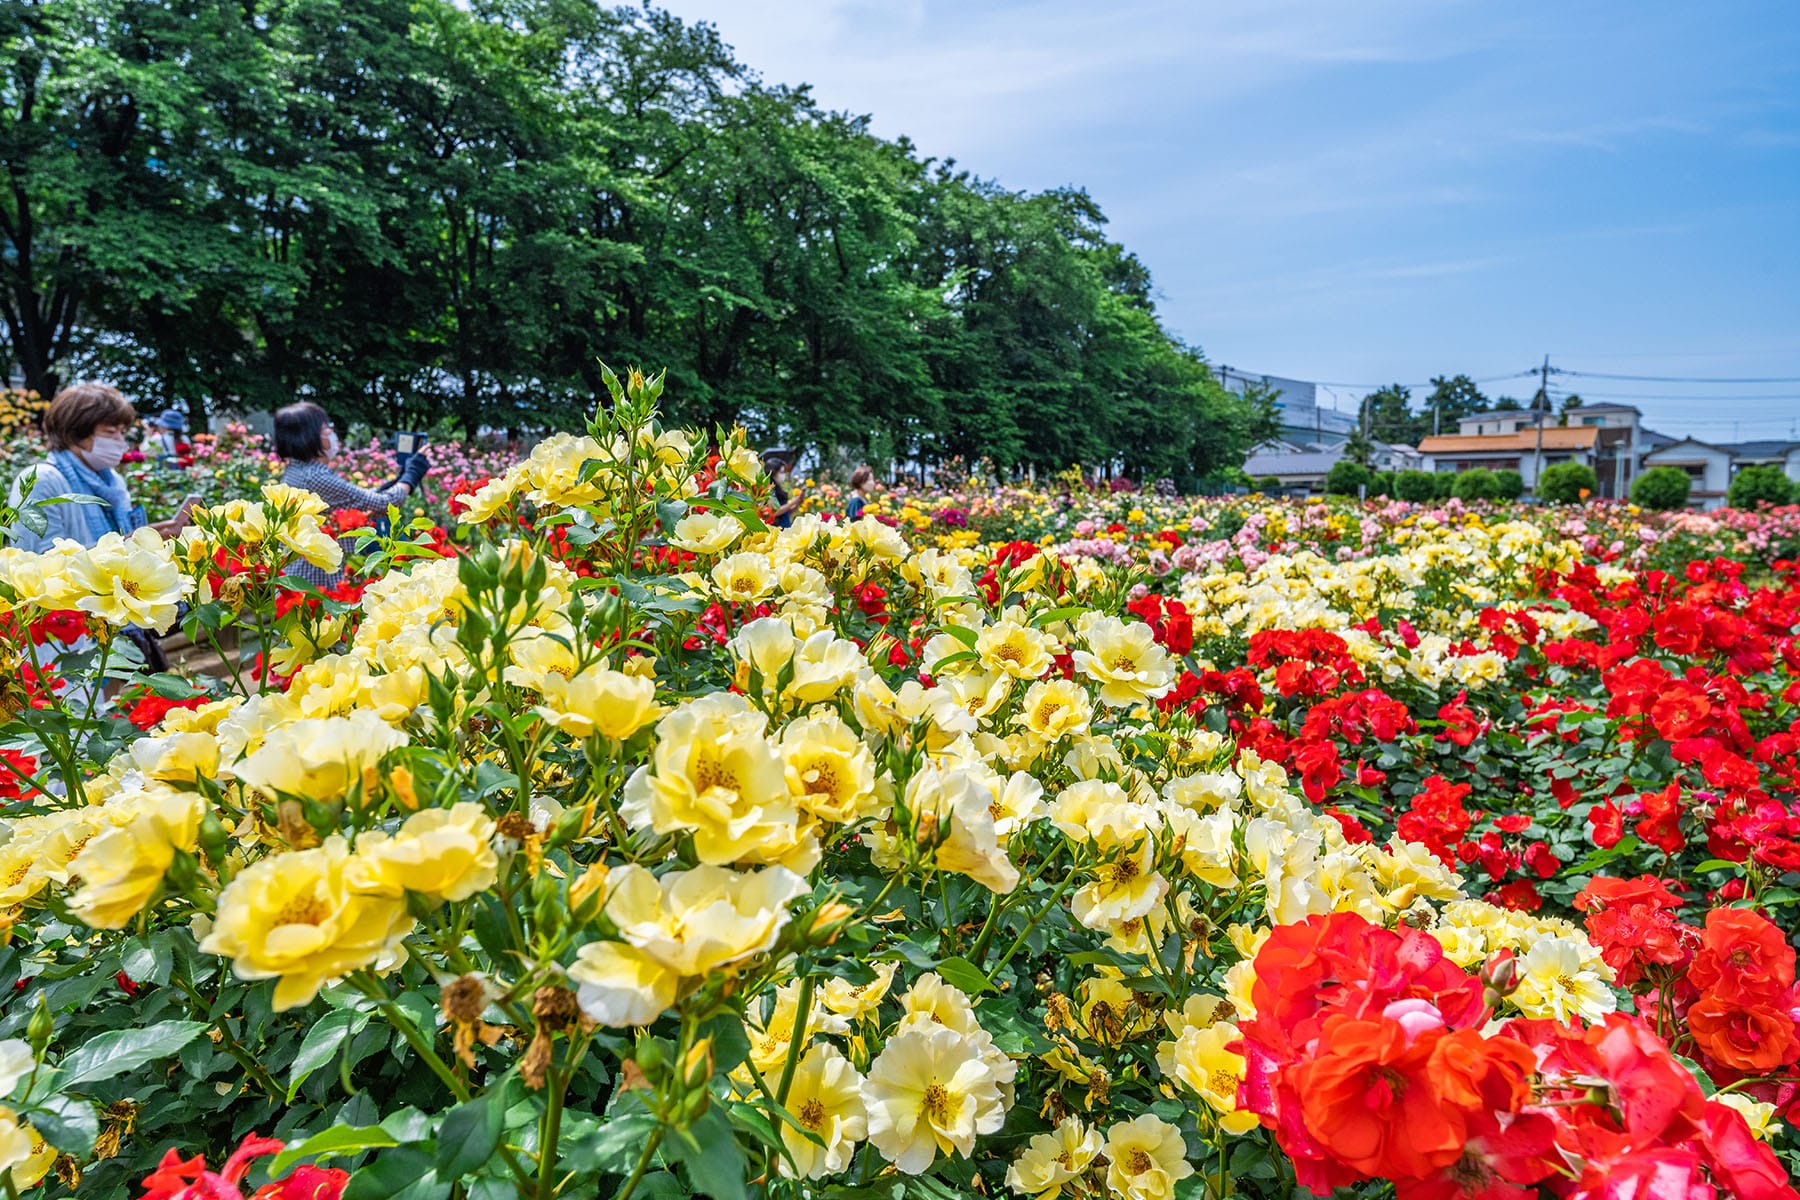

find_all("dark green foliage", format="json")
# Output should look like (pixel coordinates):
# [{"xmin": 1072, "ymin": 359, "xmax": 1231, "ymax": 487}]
[
  {"xmin": 1493, "ymin": 469, "xmax": 1525, "ymax": 500},
  {"xmin": 0, "ymin": 0, "xmax": 1263, "ymax": 472},
  {"xmin": 1727, "ymin": 464, "xmax": 1794, "ymax": 509},
  {"xmin": 1452, "ymin": 468, "xmax": 1499, "ymax": 501},
  {"xmin": 1394, "ymin": 470, "xmax": 1438, "ymax": 502},
  {"xmin": 1324, "ymin": 459, "xmax": 1376, "ymax": 496},
  {"xmin": 1255, "ymin": 476, "xmax": 1282, "ymax": 492},
  {"xmin": 1536, "ymin": 462, "xmax": 1599, "ymax": 504},
  {"xmin": 1630, "ymin": 466, "xmax": 1692, "ymax": 511}
]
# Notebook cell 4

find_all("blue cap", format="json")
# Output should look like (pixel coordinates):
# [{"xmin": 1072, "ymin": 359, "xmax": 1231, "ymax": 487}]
[{"xmin": 153, "ymin": 409, "xmax": 189, "ymax": 431}]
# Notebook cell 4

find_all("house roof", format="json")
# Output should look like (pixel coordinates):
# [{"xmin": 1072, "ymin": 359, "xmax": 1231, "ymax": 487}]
[
  {"xmin": 1243, "ymin": 447, "xmax": 1344, "ymax": 477},
  {"xmin": 1560, "ymin": 402, "xmax": 1642, "ymax": 415},
  {"xmin": 1417, "ymin": 426, "xmax": 1600, "ymax": 454},
  {"xmin": 1646, "ymin": 437, "xmax": 1800, "ymax": 462},
  {"xmin": 1639, "ymin": 428, "xmax": 1677, "ymax": 449},
  {"xmin": 1719, "ymin": 440, "xmax": 1800, "ymax": 459}
]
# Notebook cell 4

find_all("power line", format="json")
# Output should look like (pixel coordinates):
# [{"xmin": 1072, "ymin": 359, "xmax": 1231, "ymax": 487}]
[
  {"xmin": 1544, "ymin": 389, "xmax": 1800, "ymax": 402},
  {"xmin": 1552, "ymin": 368, "xmax": 1800, "ymax": 384}
]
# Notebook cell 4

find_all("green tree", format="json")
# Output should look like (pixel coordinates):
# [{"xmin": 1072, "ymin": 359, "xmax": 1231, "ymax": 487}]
[
  {"xmin": 1493, "ymin": 469, "xmax": 1524, "ymax": 500},
  {"xmin": 1631, "ymin": 466, "xmax": 1692, "ymax": 510},
  {"xmin": 0, "ymin": 0, "xmax": 305, "ymax": 406},
  {"xmin": 1536, "ymin": 461, "xmax": 1598, "ymax": 503},
  {"xmin": 1420, "ymin": 374, "xmax": 1488, "ymax": 437},
  {"xmin": 1361, "ymin": 384, "xmax": 1420, "ymax": 444},
  {"xmin": 1727, "ymin": 465, "xmax": 1793, "ymax": 509}
]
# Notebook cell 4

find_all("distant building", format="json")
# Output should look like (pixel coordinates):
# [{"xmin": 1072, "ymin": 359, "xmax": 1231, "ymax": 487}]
[
  {"xmin": 1641, "ymin": 438, "xmax": 1800, "ymax": 510},
  {"xmin": 1441, "ymin": 403, "xmax": 1670, "ymax": 499},
  {"xmin": 1417, "ymin": 425, "xmax": 1601, "ymax": 493},
  {"xmin": 1242, "ymin": 439, "xmax": 1421, "ymax": 494},
  {"xmin": 1216, "ymin": 366, "xmax": 1358, "ymax": 445}
]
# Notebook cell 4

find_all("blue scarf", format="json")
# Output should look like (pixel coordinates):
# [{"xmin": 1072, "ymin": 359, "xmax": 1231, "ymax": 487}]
[{"xmin": 49, "ymin": 449, "xmax": 135, "ymax": 542}]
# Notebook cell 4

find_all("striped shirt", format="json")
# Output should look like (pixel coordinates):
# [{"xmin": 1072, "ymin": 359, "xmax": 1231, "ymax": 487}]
[{"xmin": 281, "ymin": 460, "xmax": 410, "ymax": 588}]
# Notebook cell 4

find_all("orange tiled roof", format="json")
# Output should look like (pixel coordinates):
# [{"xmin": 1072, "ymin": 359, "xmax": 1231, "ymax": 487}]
[{"xmin": 1417, "ymin": 426, "xmax": 1600, "ymax": 454}]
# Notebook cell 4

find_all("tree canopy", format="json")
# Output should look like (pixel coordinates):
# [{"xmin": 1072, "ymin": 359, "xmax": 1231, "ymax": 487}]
[{"xmin": 0, "ymin": 0, "xmax": 1262, "ymax": 480}]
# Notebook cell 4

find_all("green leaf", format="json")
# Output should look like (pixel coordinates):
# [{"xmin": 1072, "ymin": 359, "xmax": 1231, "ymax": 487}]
[
  {"xmin": 29, "ymin": 1094, "xmax": 98, "ymax": 1155},
  {"xmin": 57, "ymin": 1019, "xmax": 207, "ymax": 1089},
  {"xmin": 932, "ymin": 956, "xmax": 996, "ymax": 996},
  {"xmin": 343, "ymin": 1145, "xmax": 446, "ymax": 1200},
  {"xmin": 702, "ymin": 1012, "xmax": 751, "ymax": 1075},
  {"xmin": 434, "ymin": 1089, "xmax": 503, "ymax": 1179},
  {"xmin": 269, "ymin": 1124, "xmax": 401, "ymax": 1178},
  {"xmin": 1692, "ymin": 859, "xmax": 1742, "ymax": 873},
  {"xmin": 667, "ymin": 1107, "xmax": 747, "ymax": 1200},
  {"xmin": 934, "ymin": 623, "xmax": 978, "ymax": 649},
  {"xmin": 289, "ymin": 1008, "xmax": 371, "ymax": 1099},
  {"xmin": 576, "ymin": 1109, "xmax": 661, "ymax": 1173}
]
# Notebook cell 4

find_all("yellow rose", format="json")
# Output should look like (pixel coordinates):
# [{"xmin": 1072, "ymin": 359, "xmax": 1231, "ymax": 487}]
[
  {"xmin": 233, "ymin": 711, "xmax": 407, "ymax": 802},
  {"xmin": 1073, "ymin": 617, "xmax": 1174, "ymax": 707},
  {"xmin": 780, "ymin": 712, "xmax": 881, "ymax": 824},
  {"xmin": 619, "ymin": 693, "xmax": 814, "ymax": 869},
  {"xmin": 64, "ymin": 528, "xmax": 189, "ymax": 632},
  {"xmin": 350, "ymin": 803, "xmax": 499, "ymax": 904},
  {"xmin": 68, "ymin": 790, "xmax": 204, "ymax": 929},
  {"xmin": 569, "ymin": 863, "xmax": 807, "ymax": 1026},
  {"xmin": 201, "ymin": 837, "xmax": 413, "ymax": 1010},
  {"xmin": 1156, "ymin": 1020, "xmax": 1258, "ymax": 1134},
  {"xmin": 537, "ymin": 667, "xmax": 661, "ymax": 741},
  {"xmin": 670, "ymin": 510, "xmax": 742, "ymax": 556}
]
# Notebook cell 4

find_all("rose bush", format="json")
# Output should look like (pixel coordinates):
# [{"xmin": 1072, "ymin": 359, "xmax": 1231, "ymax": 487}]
[{"xmin": 0, "ymin": 371, "xmax": 1792, "ymax": 1200}]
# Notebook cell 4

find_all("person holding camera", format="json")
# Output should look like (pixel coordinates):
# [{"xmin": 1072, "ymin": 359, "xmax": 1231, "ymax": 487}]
[{"xmin": 273, "ymin": 401, "xmax": 430, "ymax": 587}]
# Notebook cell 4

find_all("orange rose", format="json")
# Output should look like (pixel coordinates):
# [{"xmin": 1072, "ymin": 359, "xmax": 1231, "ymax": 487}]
[
  {"xmin": 1687, "ymin": 996, "xmax": 1798, "ymax": 1072},
  {"xmin": 1427, "ymin": 1027, "xmax": 1536, "ymax": 1115},
  {"xmin": 1689, "ymin": 908, "xmax": 1795, "ymax": 1005},
  {"xmin": 1292, "ymin": 1016, "xmax": 1466, "ymax": 1180}
]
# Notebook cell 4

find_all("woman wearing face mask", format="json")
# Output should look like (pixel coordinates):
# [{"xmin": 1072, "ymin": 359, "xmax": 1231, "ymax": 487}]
[
  {"xmin": 274, "ymin": 400, "xmax": 430, "ymax": 588},
  {"xmin": 7, "ymin": 382, "xmax": 193, "ymax": 553}
]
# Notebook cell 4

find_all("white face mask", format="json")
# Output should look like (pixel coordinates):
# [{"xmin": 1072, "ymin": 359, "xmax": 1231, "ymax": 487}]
[
  {"xmin": 81, "ymin": 434, "xmax": 127, "ymax": 473},
  {"xmin": 322, "ymin": 428, "xmax": 340, "ymax": 458}
]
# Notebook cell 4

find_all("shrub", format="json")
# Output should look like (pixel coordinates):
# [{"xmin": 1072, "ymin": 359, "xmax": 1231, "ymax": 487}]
[
  {"xmin": 1452, "ymin": 468, "xmax": 1499, "ymax": 501},
  {"xmin": 1394, "ymin": 470, "xmax": 1438, "ymax": 502},
  {"xmin": 1536, "ymin": 461, "xmax": 1598, "ymax": 504},
  {"xmin": 1494, "ymin": 469, "xmax": 1524, "ymax": 500},
  {"xmin": 1324, "ymin": 459, "xmax": 1376, "ymax": 496},
  {"xmin": 1372, "ymin": 471, "xmax": 1396, "ymax": 498},
  {"xmin": 1631, "ymin": 466, "xmax": 1692, "ymax": 511},
  {"xmin": 1727, "ymin": 464, "xmax": 1794, "ymax": 509},
  {"xmin": 1255, "ymin": 475, "xmax": 1282, "ymax": 493},
  {"xmin": 1434, "ymin": 472, "xmax": 1458, "ymax": 500}
]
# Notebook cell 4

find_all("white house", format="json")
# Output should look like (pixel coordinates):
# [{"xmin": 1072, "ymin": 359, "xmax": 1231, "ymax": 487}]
[
  {"xmin": 1641, "ymin": 438, "xmax": 1800, "ymax": 511},
  {"xmin": 1241, "ymin": 439, "xmax": 1420, "ymax": 494}
]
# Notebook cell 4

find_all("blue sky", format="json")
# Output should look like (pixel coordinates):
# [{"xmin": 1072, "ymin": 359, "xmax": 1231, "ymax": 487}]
[{"xmin": 657, "ymin": 0, "xmax": 1800, "ymax": 441}]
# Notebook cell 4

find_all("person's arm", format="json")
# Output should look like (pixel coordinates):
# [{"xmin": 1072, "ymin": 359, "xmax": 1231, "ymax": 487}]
[{"xmin": 304, "ymin": 462, "xmax": 421, "ymax": 513}]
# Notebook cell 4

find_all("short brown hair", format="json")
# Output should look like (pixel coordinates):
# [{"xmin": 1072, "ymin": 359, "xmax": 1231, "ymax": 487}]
[
  {"xmin": 42, "ymin": 383, "xmax": 136, "ymax": 451},
  {"xmin": 849, "ymin": 465, "xmax": 874, "ymax": 489}
]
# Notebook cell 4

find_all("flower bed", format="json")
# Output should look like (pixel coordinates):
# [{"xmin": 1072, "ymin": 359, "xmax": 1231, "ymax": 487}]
[{"xmin": 0, "ymin": 379, "xmax": 1793, "ymax": 1199}]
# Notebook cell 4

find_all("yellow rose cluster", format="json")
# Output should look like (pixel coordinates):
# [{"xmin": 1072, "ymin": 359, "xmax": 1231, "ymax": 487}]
[{"xmin": 0, "ymin": 380, "xmax": 1634, "ymax": 1198}]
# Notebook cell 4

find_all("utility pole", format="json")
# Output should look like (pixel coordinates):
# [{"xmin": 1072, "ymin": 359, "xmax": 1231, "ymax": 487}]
[{"xmin": 1531, "ymin": 355, "xmax": 1551, "ymax": 496}]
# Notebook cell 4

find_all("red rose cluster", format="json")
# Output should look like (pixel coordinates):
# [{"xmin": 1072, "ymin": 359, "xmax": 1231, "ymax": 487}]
[{"xmin": 1235, "ymin": 912, "xmax": 1797, "ymax": 1200}]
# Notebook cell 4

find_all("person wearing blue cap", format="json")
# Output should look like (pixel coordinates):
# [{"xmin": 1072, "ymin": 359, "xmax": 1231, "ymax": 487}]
[{"xmin": 146, "ymin": 408, "xmax": 188, "ymax": 463}]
